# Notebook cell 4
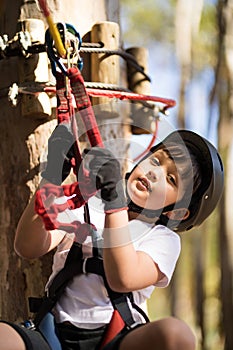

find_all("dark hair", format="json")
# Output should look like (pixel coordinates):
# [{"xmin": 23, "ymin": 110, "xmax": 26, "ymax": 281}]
[{"xmin": 157, "ymin": 142, "xmax": 202, "ymax": 200}]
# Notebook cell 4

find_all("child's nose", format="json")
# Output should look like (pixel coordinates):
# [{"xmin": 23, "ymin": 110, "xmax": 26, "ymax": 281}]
[{"xmin": 147, "ymin": 170, "xmax": 157, "ymax": 182}]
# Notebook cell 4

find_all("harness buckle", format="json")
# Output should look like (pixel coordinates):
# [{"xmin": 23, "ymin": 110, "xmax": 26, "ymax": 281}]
[
  {"xmin": 127, "ymin": 321, "xmax": 142, "ymax": 330},
  {"xmin": 82, "ymin": 257, "xmax": 88, "ymax": 274},
  {"xmin": 21, "ymin": 319, "xmax": 36, "ymax": 330}
]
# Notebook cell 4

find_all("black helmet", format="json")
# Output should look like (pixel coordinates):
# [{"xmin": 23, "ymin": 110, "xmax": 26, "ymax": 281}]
[{"xmin": 127, "ymin": 130, "xmax": 224, "ymax": 232}]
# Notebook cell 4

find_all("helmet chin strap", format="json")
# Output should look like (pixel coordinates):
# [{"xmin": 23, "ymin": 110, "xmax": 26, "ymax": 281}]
[
  {"xmin": 127, "ymin": 199, "xmax": 174, "ymax": 217},
  {"xmin": 127, "ymin": 199, "xmax": 182, "ymax": 229}
]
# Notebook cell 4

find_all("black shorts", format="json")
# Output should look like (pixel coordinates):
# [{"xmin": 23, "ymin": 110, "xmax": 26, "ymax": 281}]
[
  {"xmin": 55, "ymin": 322, "xmax": 106, "ymax": 349},
  {"xmin": 0, "ymin": 321, "xmax": 51, "ymax": 350},
  {"xmin": 55, "ymin": 322, "xmax": 143, "ymax": 350},
  {"xmin": 0, "ymin": 320, "xmax": 140, "ymax": 350}
]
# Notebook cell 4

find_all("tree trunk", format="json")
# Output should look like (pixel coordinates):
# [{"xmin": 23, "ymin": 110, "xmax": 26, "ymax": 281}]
[
  {"xmin": 0, "ymin": 0, "xmax": 127, "ymax": 322},
  {"xmin": 203, "ymin": 1, "xmax": 233, "ymax": 348},
  {"xmin": 217, "ymin": 1, "xmax": 233, "ymax": 348}
]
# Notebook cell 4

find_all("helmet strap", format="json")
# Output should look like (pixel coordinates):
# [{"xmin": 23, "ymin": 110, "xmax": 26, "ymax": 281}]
[{"xmin": 127, "ymin": 199, "xmax": 175, "ymax": 220}]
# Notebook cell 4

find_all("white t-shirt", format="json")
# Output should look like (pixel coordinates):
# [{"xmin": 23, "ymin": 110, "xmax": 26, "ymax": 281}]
[{"xmin": 47, "ymin": 196, "xmax": 181, "ymax": 329}]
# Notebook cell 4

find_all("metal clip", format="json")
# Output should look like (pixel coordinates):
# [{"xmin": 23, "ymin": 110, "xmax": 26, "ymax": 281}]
[
  {"xmin": 21, "ymin": 319, "xmax": 36, "ymax": 330},
  {"xmin": 8, "ymin": 83, "xmax": 19, "ymax": 106},
  {"xmin": 127, "ymin": 321, "xmax": 142, "ymax": 330},
  {"xmin": 45, "ymin": 22, "xmax": 83, "ymax": 76},
  {"xmin": 0, "ymin": 34, "xmax": 8, "ymax": 58},
  {"xmin": 18, "ymin": 31, "xmax": 32, "ymax": 56}
]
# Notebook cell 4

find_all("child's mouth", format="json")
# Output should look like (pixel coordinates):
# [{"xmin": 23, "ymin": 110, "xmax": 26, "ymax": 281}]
[{"xmin": 138, "ymin": 177, "xmax": 152, "ymax": 192}]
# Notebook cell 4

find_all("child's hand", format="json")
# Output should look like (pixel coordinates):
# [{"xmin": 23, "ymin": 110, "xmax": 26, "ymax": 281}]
[
  {"xmin": 83, "ymin": 147, "xmax": 127, "ymax": 213},
  {"xmin": 42, "ymin": 124, "xmax": 74, "ymax": 185}
]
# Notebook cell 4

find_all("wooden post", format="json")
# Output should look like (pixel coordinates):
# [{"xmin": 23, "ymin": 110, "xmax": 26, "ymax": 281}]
[
  {"xmin": 126, "ymin": 47, "xmax": 153, "ymax": 134},
  {"xmin": 90, "ymin": 21, "xmax": 129, "ymax": 175},
  {"xmin": 0, "ymin": 2, "xmax": 127, "ymax": 322},
  {"xmin": 91, "ymin": 21, "xmax": 120, "ymax": 119},
  {"xmin": 18, "ymin": 19, "xmax": 51, "ymax": 119}
]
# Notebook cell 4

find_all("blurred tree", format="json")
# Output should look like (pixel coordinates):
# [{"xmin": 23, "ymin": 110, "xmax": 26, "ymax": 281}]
[
  {"xmin": 120, "ymin": 1, "xmax": 232, "ymax": 349},
  {"xmin": 213, "ymin": 1, "xmax": 233, "ymax": 349},
  {"xmin": 120, "ymin": 0, "xmax": 174, "ymax": 45}
]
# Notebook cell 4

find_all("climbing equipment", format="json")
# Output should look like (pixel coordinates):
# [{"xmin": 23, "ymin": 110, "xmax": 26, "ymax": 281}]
[
  {"xmin": 34, "ymin": 20, "xmax": 104, "ymax": 232},
  {"xmin": 164, "ymin": 130, "xmax": 224, "ymax": 232},
  {"xmin": 0, "ymin": 2, "xmax": 176, "ymax": 159},
  {"xmin": 33, "ymin": 18, "xmax": 176, "ymax": 232},
  {"xmin": 29, "ymin": 243, "xmax": 149, "ymax": 350},
  {"xmin": 37, "ymin": 0, "xmax": 66, "ymax": 58},
  {"xmin": 30, "ymin": 15, "xmax": 148, "ymax": 350},
  {"xmin": 34, "ymin": 66, "xmax": 104, "ymax": 232},
  {"xmin": 45, "ymin": 22, "xmax": 83, "ymax": 75},
  {"xmin": 1, "ymin": 2, "xmax": 176, "ymax": 347}
]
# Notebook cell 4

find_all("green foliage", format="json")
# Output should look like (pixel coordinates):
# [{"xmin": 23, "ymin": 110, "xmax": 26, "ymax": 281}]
[
  {"xmin": 120, "ymin": 0, "xmax": 174, "ymax": 45},
  {"xmin": 120, "ymin": 0, "xmax": 218, "ymax": 73},
  {"xmin": 192, "ymin": 4, "xmax": 218, "ymax": 72},
  {"xmin": 120, "ymin": 2, "xmax": 226, "ymax": 348}
]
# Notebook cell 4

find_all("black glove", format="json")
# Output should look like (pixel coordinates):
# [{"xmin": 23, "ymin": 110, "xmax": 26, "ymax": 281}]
[
  {"xmin": 42, "ymin": 124, "xmax": 75, "ymax": 185},
  {"xmin": 84, "ymin": 147, "xmax": 127, "ymax": 213}
]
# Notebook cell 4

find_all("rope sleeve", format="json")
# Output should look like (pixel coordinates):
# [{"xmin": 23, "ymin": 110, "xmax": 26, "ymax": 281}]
[
  {"xmin": 35, "ymin": 67, "xmax": 104, "ymax": 232},
  {"xmin": 56, "ymin": 72, "xmax": 73, "ymax": 124},
  {"xmin": 68, "ymin": 67, "xmax": 104, "ymax": 148}
]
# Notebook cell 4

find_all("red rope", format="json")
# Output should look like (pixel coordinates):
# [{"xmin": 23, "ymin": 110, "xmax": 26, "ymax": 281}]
[
  {"xmin": 86, "ymin": 89, "xmax": 176, "ymax": 110},
  {"xmin": 43, "ymin": 86, "xmax": 176, "ymax": 111},
  {"xmin": 35, "ymin": 67, "xmax": 176, "ymax": 232},
  {"xmin": 56, "ymin": 71, "xmax": 83, "ymax": 167},
  {"xmin": 133, "ymin": 118, "xmax": 159, "ymax": 162},
  {"xmin": 68, "ymin": 68, "xmax": 104, "ymax": 147},
  {"xmin": 35, "ymin": 67, "xmax": 103, "ymax": 232},
  {"xmin": 37, "ymin": 0, "xmax": 50, "ymax": 17}
]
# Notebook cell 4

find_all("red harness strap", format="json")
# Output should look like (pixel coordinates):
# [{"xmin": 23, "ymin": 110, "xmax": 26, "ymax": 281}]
[
  {"xmin": 68, "ymin": 67, "xmax": 103, "ymax": 148},
  {"xmin": 35, "ymin": 67, "xmax": 103, "ymax": 232},
  {"xmin": 56, "ymin": 72, "xmax": 73, "ymax": 123},
  {"xmin": 100, "ymin": 310, "xmax": 125, "ymax": 349}
]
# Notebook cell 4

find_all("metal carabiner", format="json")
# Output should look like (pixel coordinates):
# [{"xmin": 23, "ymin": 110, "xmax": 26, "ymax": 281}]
[
  {"xmin": 45, "ymin": 22, "xmax": 83, "ymax": 76},
  {"xmin": 45, "ymin": 24, "xmax": 68, "ymax": 76},
  {"xmin": 65, "ymin": 23, "xmax": 83, "ymax": 71}
]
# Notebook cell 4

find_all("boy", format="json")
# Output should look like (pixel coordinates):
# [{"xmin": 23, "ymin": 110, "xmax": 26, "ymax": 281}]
[{"xmin": 0, "ymin": 128, "xmax": 224, "ymax": 350}]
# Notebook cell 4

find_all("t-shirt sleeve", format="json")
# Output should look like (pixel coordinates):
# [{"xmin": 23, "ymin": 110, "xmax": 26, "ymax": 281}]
[{"xmin": 136, "ymin": 225, "xmax": 181, "ymax": 288}]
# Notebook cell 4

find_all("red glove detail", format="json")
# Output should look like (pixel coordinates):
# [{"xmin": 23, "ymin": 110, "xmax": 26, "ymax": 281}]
[{"xmin": 35, "ymin": 173, "xmax": 97, "ymax": 231}]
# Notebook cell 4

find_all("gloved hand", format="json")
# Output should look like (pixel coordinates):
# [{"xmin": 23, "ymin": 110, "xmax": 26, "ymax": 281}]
[
  {"xmin": 42, "ymin": 123, "xmax": 75, "ymax": 185},
  {"xmin": 83, "ymin": 147, "xmax": 127, "ymax": 213}
]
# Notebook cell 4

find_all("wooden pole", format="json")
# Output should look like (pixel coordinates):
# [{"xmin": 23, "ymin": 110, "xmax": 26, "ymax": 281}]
[
  {"xmin": 90, "ymin": 21, "xmax": 130, "ymax": 175},
  {"xmin": 126, "ymin": 47, "xmax": 153, "ymax": 134},
  {"xmin": 18, "ymin": 19, "xmax": 51, "ymax": 119},
  {"xmin": 91, "ymin": 21, "xmax": 120, "ymax": 119},
  {"xmin": 0, "ymin": 3, "xmax": 126, "ymax": 322}
]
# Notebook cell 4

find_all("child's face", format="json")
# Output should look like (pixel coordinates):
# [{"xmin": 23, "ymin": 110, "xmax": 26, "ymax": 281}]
[{"xmin": 127, "ymin": 148, "xmax": 187, "ymax": 211}]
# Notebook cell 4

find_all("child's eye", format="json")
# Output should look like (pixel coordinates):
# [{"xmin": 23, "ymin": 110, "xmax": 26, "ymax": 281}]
[
  {"xmin": 168, "ymin": 174, "xmax": 177, "ymax": 186},
  {"xmin": 150, "ymin": 157, "xmax": 160, "ymax": 166}
]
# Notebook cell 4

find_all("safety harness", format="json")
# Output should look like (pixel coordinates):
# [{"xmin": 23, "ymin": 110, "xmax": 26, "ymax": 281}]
[
  {"xmin": 29, "ymin": 241, "xmax": 149, "ymax": 349},
  {"xmin": 31, "ymin": 22, "xmax": 149, "ymax": 349}
]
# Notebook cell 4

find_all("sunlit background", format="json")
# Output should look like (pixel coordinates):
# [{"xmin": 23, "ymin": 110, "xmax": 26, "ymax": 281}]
[{"xmin": 120, "ymin": 1, "xmax": 232, "ymax": 350}]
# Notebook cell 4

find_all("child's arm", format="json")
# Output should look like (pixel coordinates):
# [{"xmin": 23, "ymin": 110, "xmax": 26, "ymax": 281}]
[
  {"xmin": 86, "ymin": 147, "xmax": 164, "ymax": 292},
  {"xmin": 15, "ymin": 124, "xmax": 74, "ymax": 259},
  {"xmin": 103, "ymin": 210, "xmax": 164, "ymax": 293},
  {"xmin": 14, "ymin": 183, "xmax": 66, "ymax": 259}
]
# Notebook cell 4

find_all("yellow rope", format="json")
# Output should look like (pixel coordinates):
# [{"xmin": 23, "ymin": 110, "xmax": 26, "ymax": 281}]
[{"xmin": 46, "ymin": 15, "xmax": 66, "ymax": 58}]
